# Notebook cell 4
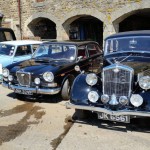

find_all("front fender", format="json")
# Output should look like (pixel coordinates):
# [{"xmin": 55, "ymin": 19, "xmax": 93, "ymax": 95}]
[{"xmin": 70, "ymin": 73, "xmax": 102, "ymax": 105}]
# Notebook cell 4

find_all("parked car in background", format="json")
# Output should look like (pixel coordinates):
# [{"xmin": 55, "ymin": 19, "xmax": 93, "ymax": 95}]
[
  {"xmin": 67, "ymin": 31, "xmax": 150, "ymax": 123},
  {"xmin": 0, "ymin": 40, "xmax": 42, "ymax": 81},
  {"xmin": 0, "ymin": 27, "xmax": 16, "ymax": 42},
  {"xmin": 2, "ymin": 41, "xmax": 102, "ymax": 100}
]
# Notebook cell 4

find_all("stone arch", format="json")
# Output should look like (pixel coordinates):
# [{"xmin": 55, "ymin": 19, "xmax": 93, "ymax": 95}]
[
  {"xmin": 23, "ymin": 12, "xmax": 59, "ymax": 39},
  {"xmin": 111, "ymin": 1, "xmax": 150, "ymax": 32},
  {"xmin": 59, "ymin": 8, "xmax": 107, "ymax": 46}
]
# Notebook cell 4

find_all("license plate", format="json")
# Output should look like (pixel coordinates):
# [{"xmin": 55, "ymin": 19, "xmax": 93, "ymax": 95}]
[
  {"xmin": 97, "ymin": 112, "xmax": 130, "ymax": 123},
  {"xmin": 14, "ymin": 89, "xmax": 33, "ymax": 95}
]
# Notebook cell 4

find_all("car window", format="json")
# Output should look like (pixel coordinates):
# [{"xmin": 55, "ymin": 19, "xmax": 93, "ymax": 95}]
[
  {"xmin": 33, "ymin": 44, "xmax": 76, "ymax": 61},
  {"xmin": 0, "ymin": 44, "xmax": 15, "ymax": 56},
  {"xmin": 87, "ymin": 44, "xmax": 101, "ymax": 57},
  {"xmin": 78, "ymin": 45, "xmax": 87, "ymax": 59},
  {"xmin": 15, "ymin": 45, "xmax": 32, "ymax": 56},
  {"xmin": 32, "ymin": 44, "xmax": 40, "ymax": 52}
]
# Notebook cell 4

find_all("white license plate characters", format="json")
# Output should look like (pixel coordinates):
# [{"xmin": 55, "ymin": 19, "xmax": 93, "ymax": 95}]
[
  {"xmin": 14, "ymin": 89, "xmax": 33, "ymax": 95},
  {"xmin": 97, "ymin": 112, "xmax": 130, "ymax": 123}
]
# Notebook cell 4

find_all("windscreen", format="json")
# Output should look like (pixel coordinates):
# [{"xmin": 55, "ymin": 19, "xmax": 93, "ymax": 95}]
[{"xmin": 105, "ymin": 36, "xmax": 150, "ymax": 55}]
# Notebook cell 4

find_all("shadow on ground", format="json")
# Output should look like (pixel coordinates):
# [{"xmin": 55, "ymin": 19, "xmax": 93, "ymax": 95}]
[
  {"xmin": 7, "ymin": 92, "xmax": 63, "ymax": 103},
  {"xmin": 72, "ymin": 112, "xmax": 150, "ymax": 133}
]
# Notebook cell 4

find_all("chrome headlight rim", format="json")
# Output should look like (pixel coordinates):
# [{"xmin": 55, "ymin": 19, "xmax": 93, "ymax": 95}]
[
  {"xmin": 8, "ymin": 75, "xmax": 13, "ymax": 81},
  {"xmin": 88, "ymin": 91, "xmax": 99, "ymax": 103},
  {"xmin": 34, "ymin": 77, "xmax": 41, "ymax": 85},
  {"xmin": 86, "ymin": 73, "xmax": 98, "ymax": 86},
  {"xmin": 43, "ymin": 72, "xmax": 54, "ymax": 82},
  {"xmin": 119, "ymin": 96, "xmax": 128, "ymax": 105},
  {"xmin": 2, "ymin": 68, "xmax": 9, "ymax": 78},
  {"xmin": 101, "ymin": 94, "xmax": 109, "ymax": 104},
  {"xmin": 139, "ymin": 76, "xmax": 150, "ymax": 90},
  {"xmin": 130, "ymin": 94, "xmax": 143, "ymax": 107}
]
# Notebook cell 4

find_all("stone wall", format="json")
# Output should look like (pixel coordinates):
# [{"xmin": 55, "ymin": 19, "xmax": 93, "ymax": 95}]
[{"xmin": 0, "ymin": 0, "xmax": 149, "ymax": 40}]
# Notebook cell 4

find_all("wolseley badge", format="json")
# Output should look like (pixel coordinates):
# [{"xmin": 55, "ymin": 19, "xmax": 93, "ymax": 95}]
[{"xmin": 21, "ymin": 74, "xmax": 25, "ymax": 77}]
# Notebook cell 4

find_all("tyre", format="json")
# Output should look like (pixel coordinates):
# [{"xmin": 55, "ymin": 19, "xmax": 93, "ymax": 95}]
[
  {"xmin": 15, "ymin": 93, "xmax": 25, "ymax": 100},
  {"xmin": 61, "ymin": 79, "xmax": 71, "ymax": 100},
  {"xmin": 73, "ymin": 109, "xmax": 90, "ymax": 120}
]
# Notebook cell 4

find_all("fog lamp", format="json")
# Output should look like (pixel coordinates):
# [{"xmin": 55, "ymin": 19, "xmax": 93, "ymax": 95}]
[
  {"xmin": 119, "ymin": 96, "xmax": 128, "ymax": 105},
  {"xmin": 8, "ymin": 75, "xmax": 13, "ymax": 81},
  {"xmin": 101, "ymin": 94, "xmax": 109, "ymax": 103},
  {"xmin": 130, "ymin": 94, "xmax": 143, "ymax": 107},
  {"xmin": 88, "ymin": 91, "xmax": 99, "ymax": 103},
  {"xmin": 34, "ymin": 78, "xmax": 40, "ymax": 85}
]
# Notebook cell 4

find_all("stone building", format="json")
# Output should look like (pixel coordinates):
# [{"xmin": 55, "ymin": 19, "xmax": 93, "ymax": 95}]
[{"xmin": 0, "ymin": 0, "xmax": 150, "ymax": 47}]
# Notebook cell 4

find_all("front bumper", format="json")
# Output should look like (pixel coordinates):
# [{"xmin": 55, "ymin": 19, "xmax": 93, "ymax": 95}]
[
  {"xmin": 2, "ymin": 82, "xmax": 61, "ymax": 95},
  {"xmin": 66, "ymin": 102, "xmax": 150, "ymax": 117}
]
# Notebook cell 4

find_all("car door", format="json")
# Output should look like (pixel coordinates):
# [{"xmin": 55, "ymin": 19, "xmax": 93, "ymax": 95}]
[
  {"xmin": 13, "ymin": 45, "xmax": 32, "ymax": 63},
  {"xmin": 76, "ymin": 45, "xmax": 90, "ymax": 72},
  {"xmin": 87, "ymin": 43, "xmax": 103, "ymax": 73}
]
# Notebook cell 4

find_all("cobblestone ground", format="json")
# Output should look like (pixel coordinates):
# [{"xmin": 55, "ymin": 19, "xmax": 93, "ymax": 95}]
[{"xmin": 0, "ymin": 85, "xmax": 150, "ymax": 150}]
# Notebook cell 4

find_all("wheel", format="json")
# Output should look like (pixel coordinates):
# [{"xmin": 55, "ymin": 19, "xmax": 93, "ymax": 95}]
[
  {"xmin": 72, "ymin": 109, "xmax": 90, "ymax": 120},
  {"xmin": 15, "ymin": 93, "xmax": 25, "ymax": 100},
  {"xmin": 61, "ymin": 79, "xmax": 71, "ymax": 100}
]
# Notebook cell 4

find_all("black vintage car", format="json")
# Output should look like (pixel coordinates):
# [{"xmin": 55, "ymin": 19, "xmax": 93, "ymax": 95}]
[
  {"xmin": 2, "ymin": 41, "xmax": 102, "ymax": 100},
  {"xmin": 66, "ymin": 31, "xmax": 150, "ymax": 123}
]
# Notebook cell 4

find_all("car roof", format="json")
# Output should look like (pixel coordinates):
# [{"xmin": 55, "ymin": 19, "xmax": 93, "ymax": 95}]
[
  {"xmin": 0, "ymin": 40, "xmax": 43, "ymax": 46},
  {"xmin": 43, "ymin": 40, "xmax": 98, "ymax": 46},
  {"xmin": 105, "ymin": 30, "xmax": 150, "ymax": 40}
]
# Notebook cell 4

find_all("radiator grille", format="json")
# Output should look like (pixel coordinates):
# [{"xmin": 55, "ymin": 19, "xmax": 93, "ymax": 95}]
[
  {"xmin": 16, "ymin": 72, "xmax": 30, "ymax": 86},
  {"xmin": 103, "ymin": 65, "xmax": 133, "ymax": 98}
]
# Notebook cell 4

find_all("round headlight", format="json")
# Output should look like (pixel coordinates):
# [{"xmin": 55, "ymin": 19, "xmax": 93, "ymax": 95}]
[
  {"xmin": 88, "ymin": 91, "xmax": 99, "ymax": 103},
  {"xmin": 119, "ymin": 96, "xmax": 128, "ymax": 105},
  {"xmin": 101, "ymin": 94, "xmax": 109, "ymax": 103},
  {"xmin": 86, "ymin": 73, "xmax": 98, "ymax": 86},
  {"xmin": 34, "ymin": 78, "xmax": 40, "ymax": 85},
  {"xmin": 130, "ymin": 94, "xmax": 143, "ymax": 107},
  {"xmin": 139, "ymin": 76, "xmax": 150, "ymax": 90},
  {"xmin": 43, "ymin": 72, "xmax": 54, "ymax": 82},
  {"xmin": 2, "ymin": 68, "xmax": 9, "ymax": 77},
  {"xmin": 8, "ymin": 75, "xmax": 13, "ymax": 81}
]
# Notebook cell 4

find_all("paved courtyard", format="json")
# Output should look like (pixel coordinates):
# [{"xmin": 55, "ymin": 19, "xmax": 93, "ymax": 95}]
[{"xmin": 0, "ymin": 85, "xmax": 150, "ymax": 150}]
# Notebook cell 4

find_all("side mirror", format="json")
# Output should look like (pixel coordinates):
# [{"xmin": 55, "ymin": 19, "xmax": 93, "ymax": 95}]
[
  {"xmin": 77, "ymin": 56, "xmax": 83, "ymax": 62},
  {"xmin": 74, "ymin": 65, "xmax": 81, "ymax": 72},
  {"xmin": 74, "ymin": 65, "xmax": 85, "ymax": 74}
]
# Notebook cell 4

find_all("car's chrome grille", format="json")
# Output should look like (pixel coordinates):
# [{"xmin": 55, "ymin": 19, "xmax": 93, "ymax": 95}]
[
  {"xmin": 16, "ymin": 72, "xmax": 30, "ymax": 86},
  {"xmin": 103, "ymin": 64, "xmax": 133, "ymax": 98}
]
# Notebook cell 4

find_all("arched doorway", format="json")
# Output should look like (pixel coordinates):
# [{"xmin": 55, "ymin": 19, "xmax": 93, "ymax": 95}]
[
  {"xmin": 119, "ymin": 9, "xmax": 150, "ymax": 32},
  {"xmin": 28, "ymin": 17, "xmax": 56, "ymax": 40},
  {"xmin": 64, "ymin": 15, "xmax": 103, "ymax": 47}
]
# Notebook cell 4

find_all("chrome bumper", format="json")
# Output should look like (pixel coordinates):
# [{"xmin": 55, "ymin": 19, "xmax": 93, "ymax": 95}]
[
  {"xmin": 66, "ymin": 102, "xmax": 150, "ymax": 117},
  {"xmin": 2, "ymin": 82, "xmax": 61, "ymax": 95}
]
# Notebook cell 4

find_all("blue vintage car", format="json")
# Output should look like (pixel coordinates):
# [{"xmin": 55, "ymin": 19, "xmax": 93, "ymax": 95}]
[{"xmin": 0, "ymin": 40, "xmax": 42, "ymax": 80}]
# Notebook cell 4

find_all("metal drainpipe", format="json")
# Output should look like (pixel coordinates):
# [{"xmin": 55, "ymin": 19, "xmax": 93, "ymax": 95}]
[{"xmin": 18, "ymin": 0, "xmax": 22, "ymax": 39}]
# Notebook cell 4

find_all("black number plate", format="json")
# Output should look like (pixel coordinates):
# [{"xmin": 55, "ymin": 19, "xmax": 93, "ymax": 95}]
[
  {"xmin": 14, "ymin": 89, "xmax": 33, "ymax": 95},
  {"xmin": 97, "ymin": 112, "xmax": 130, "ymax": 123}
]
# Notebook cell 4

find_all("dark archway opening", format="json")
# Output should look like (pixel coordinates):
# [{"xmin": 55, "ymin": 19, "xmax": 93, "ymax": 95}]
[
  {"xmin": 69, "ymin": 16, "xmax": 103, "ymax": 47},
  {"xmin": 119, "ymin": 9, "xmax": 150, "ymax": 32},
  {"xmin": 28, "ymin": 18, "xmax": 56, "ymax": 39}
]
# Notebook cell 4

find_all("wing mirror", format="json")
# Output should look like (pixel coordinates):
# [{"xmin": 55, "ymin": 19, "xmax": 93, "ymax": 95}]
[
  {"xmin": 74, "ymin": 65, "xmax": 84, "ymax": 74},
  {"xmin": 77, "ymin": 56, "xmax": 83, "ymax": 62}
]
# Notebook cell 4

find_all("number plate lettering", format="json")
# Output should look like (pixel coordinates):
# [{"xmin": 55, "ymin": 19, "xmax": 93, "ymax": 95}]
[{"xmin": 98, "ymin": 112, "xmax": 130, "ymax": 123}]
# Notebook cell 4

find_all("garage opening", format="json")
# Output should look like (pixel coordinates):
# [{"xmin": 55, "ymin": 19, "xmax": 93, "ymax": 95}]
[
  {"xmin": 119, "ymin": 9, "xmax": 150, "ymax": 32},
  {"xmin": 69, "ymin": 16, "xmax": 103, "ymax": 47},
  {"xmin": 28, "ymin": 18, "xmax": 56, "ymax": 40}
]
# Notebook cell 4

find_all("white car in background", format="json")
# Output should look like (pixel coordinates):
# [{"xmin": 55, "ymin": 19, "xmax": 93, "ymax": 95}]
[{"xmin": 0, "ymin": 40, "xmax": 42, "ymax": 81}]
